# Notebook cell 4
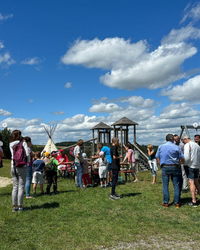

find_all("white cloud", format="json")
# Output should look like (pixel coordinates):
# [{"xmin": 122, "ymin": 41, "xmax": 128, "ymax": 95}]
[
  {"xmin": 21, "ymin": 57, "xmax": 42, "ymax": 65},
  {"xmin": 0, "ymin": 41, "xmax": 4, "ymax": 49},
  {"xmin": 181, "ymin": 2, "xmax": 200, "ymax": 23},
  {"xmin": 161, "ymin": 75, "xmax": 200, "ymax": 102},
  {"xmin": 89, "ymin": 102, "xmax": 123, "ymax": 113},
  {"xmin": 28, "ymin": 99, "xmax": 34, "ymax": 103},
  {"xmin": 0, "ymin": 52, "xmax": 16, "ymax": 68},
  {"xmin": 0, "ymin": 109, "xmax": 12, "ymax": 116},
  {"xmin": 65, "ymin": 82, "xmax": 72, "ymax": 88},
  {"xmin": 161, "ymin": 25, "xmax": 200, "ymax": 44},
  {"xmin": 61, "ymin": 38, "xmax": 148, "ymax": 70},
  {"xmin": 0, "ymin": 13, "xmax": 13, "ymax": 21},
  {"xmin": 61, "ymin": 37, "xmax": 197, "ymax": 91},
  {"xmin": 51, "ymin": 111, "xmax": 64, "ymax": 115}
]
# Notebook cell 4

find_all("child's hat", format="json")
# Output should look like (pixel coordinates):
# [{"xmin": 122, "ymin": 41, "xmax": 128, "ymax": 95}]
[
  {"xmin": 51, "ymin": 151, "xmax": 58, "ymax": 156},
  {"xmin": 82, "ymin": 153, "xmax": 87, "ymax": 158},
  {"xmin": 44, "ymin": 152, "xmax": 50, "ymax": 157},
  {"xmin": 99, "ymin": 151, "xmax": 104, "ymax": 156}
]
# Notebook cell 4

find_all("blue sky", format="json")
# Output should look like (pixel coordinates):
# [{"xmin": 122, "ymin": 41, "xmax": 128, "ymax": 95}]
[{"xmin": 1, "ymin": 0, "xmax": 200, "ymax": 145}]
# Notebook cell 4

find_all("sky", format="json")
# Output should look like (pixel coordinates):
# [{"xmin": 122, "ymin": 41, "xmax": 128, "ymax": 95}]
[{"xmin": 1, "ymin": 0, "xmax": 200, "ymax": 146}]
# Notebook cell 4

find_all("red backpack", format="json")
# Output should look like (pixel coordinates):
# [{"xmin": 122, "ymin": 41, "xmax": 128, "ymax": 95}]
[
  {"xmin": 13, "ymin": 142, "xmax": 27, "ymax": 167},
  {"xmin": 69, "ymin": 147, "xmax": 75, "ymax": 159}
]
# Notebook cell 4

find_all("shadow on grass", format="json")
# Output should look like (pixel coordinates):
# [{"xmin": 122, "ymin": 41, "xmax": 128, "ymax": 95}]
[
  {"xmin": 25, "ymin": 202, "xmax": 59, "ymax": 210},
  {"xmin": 123, "ymin": 192, "xmax": 141, "ymax": 198}
]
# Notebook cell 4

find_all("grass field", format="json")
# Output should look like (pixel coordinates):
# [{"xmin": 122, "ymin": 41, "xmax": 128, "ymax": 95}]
[{"xmin": 0, "ymin": 159, "xmax": 200, "ymax": 250}]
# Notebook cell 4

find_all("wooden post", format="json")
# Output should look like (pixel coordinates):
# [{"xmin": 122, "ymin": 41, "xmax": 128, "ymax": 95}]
[
  {"xmin": 126, "ymin": 125, "xmax": 128, "ymax": 143},
  {"xmin": 92, "ymin": 130, "xmax": 95, "ymax": 155},
  {"xmin": 134, "ymin": 125, "xmax": 136, "ymax": 143},
  {"xmin": 120, "ymin": 126, "xmax": 123, "ymax": 156}
]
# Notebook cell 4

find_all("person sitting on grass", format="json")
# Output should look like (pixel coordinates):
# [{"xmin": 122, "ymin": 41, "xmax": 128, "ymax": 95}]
[
  {"xmin": 82, "ymin": 153, "xmax": 93, "ymax": 188},
  {"xmin": 32, "ymin": 151, "xmax": 45, "ymax": 196},
  {"xmin": 46, "ymin": 151, "xmax": 63, "ymax": 195},
  {"xmin": 147, "ymin": 144, "xmax": 158, "ymax": 184}
]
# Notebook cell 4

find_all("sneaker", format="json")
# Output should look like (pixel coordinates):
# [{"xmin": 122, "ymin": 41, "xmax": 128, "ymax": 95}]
[
  {"xmin": 110, "ymin": 194, "xmax": 120, "ymax": 200},
  {"xmin": 162, "ymin": 202, "xmax": 169, "ymax": 207},
  {"xmin": 175, "ymin": 204, "xmax": 180, "ymax": 208},
  {"xmin": 114, "ymin": 193, "xmax": 123, "ymax": 198},
  {"xmin": 133, "ymin": 179, "xmax": 139, "ymax": 183},
  {"xmin": 187, "ymin": 202, "xmax": 197, "ymax": 207},
  {"xmin": 104, "ymin": 184, "xmax": 107, "ymax": 188},
  {"xmin": 12, "ymin": 207, "xmax": 18, "ymax": 212},
  {"xmin": 83, "ymin": 185, "xmax": 87, "ymax": 188},
  {"xmin": 89, "ymin": 184, "xmax": 93, "ymax": 187},
  {"xmin": 100, "ymin": 185, "xmax": 104, "ymax": 188},
  {"xmin": 18, "ymin": 207, "xmax": 24, "ymax": 212}
]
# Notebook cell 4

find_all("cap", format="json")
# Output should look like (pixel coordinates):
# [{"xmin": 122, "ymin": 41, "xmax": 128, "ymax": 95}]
[
  {"xmin": 99, "ymin": 151, "xmax": 104, "ymax": 156},
  {"xmin": 59, "ymin": 149, "xmax": 64, "ymax": 152},
  {"xmin": 51, "ymin": 151, "xmax": 58, "ymax": 156},
  {"xmin": 82, "ymin": 153, "xmax": 87, "ymax": 158}
]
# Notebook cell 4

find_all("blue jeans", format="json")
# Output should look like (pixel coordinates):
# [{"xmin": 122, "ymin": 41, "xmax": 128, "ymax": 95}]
[
  {"xmin": 162, "ymin": 166, "xmax": 181, "ymax": 204},
  {"xmin": 25, "ymin": 165, "xmax": 33, "ymax": 197},
  {"xmin": 75, "ymin": 163, "xmax": 83, "ymax": 187}
]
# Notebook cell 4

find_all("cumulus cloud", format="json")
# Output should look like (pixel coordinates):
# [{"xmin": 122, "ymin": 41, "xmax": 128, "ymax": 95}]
[
  {"xmin": 61, "ymin": 37, "xmax": 197, "ymax": 91},
  {"xmin": 92, "ymin": 96, "xmax": 156, "ymax": 108},
  {"xmin": 0, "ymin": 13, "xmax": 13, "ymax": 22},
  {"xmin": 65, "ymin": 82, "xmax": 72, "ymax": 88},
  {"xmin": 0, "ymin": 52, "xmax": 16, "ymax": 68},
  {"xmin": 51, "ymin": 111, "xmax": 64, "ymax": 115},
  {"xmin": 161, "ymin": 75, "xmax": 200, "ymax": 102},
  {"xmin": 28, "ymin": 99, "xmax": 34, "ymax": 103},
  {"xmin": 0, "ymin": 41, "xmax": 4, "ymax": 49},
  {"xmin": 0, "ymin": 108, "xmax": 12, "ymax": 116},
  {"xmin": 89, "ymin": 102, "xmax": 123, "ymax": 113},
  {"xmin": 21, "ymin": 57, "xmax": 43, "ymax": 65},
  {"xmin": 181, "ymin": 2, "xmax": 200, "ymax": 24}
]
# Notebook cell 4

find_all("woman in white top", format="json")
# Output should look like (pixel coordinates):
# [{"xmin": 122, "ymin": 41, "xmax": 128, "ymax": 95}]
[{"xmin": 9, "ymin": 130, "xmax": 30, "ymax": 212}]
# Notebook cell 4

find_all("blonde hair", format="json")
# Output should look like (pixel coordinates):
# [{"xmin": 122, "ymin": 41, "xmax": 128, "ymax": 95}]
[{"xmin": 147, "ymin": 144, "xmax": 153, "ymax": 149}]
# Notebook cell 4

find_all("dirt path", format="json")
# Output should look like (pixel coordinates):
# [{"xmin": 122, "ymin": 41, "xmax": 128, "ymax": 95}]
[{"xmin": 0, "ymin": 177, "xmax": 12, "ymax": 188}]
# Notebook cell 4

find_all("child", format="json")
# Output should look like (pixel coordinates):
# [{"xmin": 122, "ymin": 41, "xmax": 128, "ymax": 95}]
[
  {"xmin": 95, "ymin": 151, "xmax": 108, "ymax": 188},
  {"xmin": 82, "ymin": 153, "xmax": 93, "ymax": 188},
  {"xmin": 46, "ymin": 151, "xmax": 62, "ymax": 195},
  {"xmin": 147, "ymin": 144, "xmax": 157, "ymax": 184},
  {"xmin": 32, "ymin": 151, "xmax": 45, "ymax": 195}
]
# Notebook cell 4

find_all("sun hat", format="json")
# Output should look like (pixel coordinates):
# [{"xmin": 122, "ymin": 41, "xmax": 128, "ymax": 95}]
[{"xmin": 82, "ymin": 153, "xmax": 87, "ymax": 158}]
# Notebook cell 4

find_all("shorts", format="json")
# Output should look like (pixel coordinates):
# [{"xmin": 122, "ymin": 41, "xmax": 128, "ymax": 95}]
[
  {"xmin": 32, "ymin": 171, "xmax": 44, "ymax": 184},
  {"xmin": 184, "ymin": 166, "xmax": 199, "ymax": 180},
  {"xmin": 107, "ymin": 163, "xmax": 112, "ymax": 172},
  {"xmin": 99, "ymin": 166, "xmax": 108, "ymax": 178}
]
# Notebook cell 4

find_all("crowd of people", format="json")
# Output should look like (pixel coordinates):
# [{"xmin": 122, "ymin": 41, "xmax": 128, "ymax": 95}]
[{"xmin": 1, "ymin": 128, "xmax": 200, "ymax": 212}]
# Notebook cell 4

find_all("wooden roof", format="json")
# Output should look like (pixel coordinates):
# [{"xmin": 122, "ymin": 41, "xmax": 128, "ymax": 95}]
[
  {"xmin": 111, "ymin": 117, "xmax": 138, "ymax": 126},
  {"xmin": 90, "ymin": 122, "xmax": 113, "ymax": 130}
]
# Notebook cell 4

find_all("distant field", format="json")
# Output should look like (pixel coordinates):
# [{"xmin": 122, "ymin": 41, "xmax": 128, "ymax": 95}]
[{"xmin": 0, "ymin": 160, "xmax": 200, "ymax": 250}]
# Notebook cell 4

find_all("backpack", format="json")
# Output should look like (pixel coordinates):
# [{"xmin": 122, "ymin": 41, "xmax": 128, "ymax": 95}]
[
  {"xmin": 13, "ymin": 142, "xmax": 27, "ymax": 167},
  {"xmin": 69, "ymin": 147, "xmax": 75, "ymax": 159},
  {"xmin": 45, "ymin": 158, "xmax": 55, "ymax": 171}
]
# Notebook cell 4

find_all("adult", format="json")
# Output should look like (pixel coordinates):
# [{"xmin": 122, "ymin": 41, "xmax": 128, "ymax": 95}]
[
  {"xmin": 57, "ymin": 149, "xmax": 69, "ymax": 177},
  {"xmin": 9, "ymin": 130, "xmax": 30, "ymax": 212},
  {"xmin": 182, "ymin": 135, "xmax": 200, "ymax": 207},
  {"xmin": 147, "ymin": 144, "xmax": 157, "ymax": 184},
  {"xmin": 156, "ymin": 134, "xmax": 184, "ymax": 208},
  {"xmin": 174, "ymin": 134, "xmax": 188, "ymax": 192},
  {"xmin": 121, "ymin": 143, "xmax": 138, "ymax": 182},
  {"xmin": 74, "ymin": 139, "xmax": 84, "ymax": 188},
  {"xmin": 194, "ymin": 134, "xmax": 200, "ymax": 146},
  {"xmin": 110, "ymin": 137, "xmax": 122, "ymax": 200},
  {"xmin": 24, "ymin": 136, "xmax": 35, "ymax": 199},
  {"xmin": 0, "ymin": 140, "xmax": 4, "ymax": 168},
  {"xmin": 92, "ymin": 143, "xmax": 112, "ymax": 186}
]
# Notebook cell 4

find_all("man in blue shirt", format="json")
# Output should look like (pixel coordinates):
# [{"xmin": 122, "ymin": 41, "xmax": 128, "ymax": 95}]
[{"xmin": 156, "ymin": 134, "xmax": 184, "ymax": 208}]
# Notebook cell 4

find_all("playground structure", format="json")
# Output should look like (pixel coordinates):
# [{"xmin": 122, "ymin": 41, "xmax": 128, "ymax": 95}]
[
  {"xmin": 60, "ymin": 117, "xmax": 149, "ymax": 171},
  {"xmin": 179, "ymin": 124, "xmax": 200, "ymax": 139}
]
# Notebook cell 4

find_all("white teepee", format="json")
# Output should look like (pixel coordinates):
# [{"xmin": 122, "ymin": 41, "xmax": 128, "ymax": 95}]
[{"xmin": 43, "ymin": 125, "xmax": 59, "ymax": 154}]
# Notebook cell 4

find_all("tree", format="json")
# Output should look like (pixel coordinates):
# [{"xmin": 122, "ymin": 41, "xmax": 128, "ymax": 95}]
[{"xmin": 0, "ymin": 128, "xmax": 11, "ymax": 159}]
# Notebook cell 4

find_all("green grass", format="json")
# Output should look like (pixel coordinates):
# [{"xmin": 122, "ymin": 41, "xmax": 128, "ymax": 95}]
[{"xmin": 0, "ymin": 159, "xmax": 200, "ymax": 249}]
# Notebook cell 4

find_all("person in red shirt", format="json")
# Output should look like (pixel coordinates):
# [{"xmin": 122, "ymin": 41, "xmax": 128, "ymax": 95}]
[{"xmin": 57, "ymin": 149, "xmax": 69, "ymax": 177}]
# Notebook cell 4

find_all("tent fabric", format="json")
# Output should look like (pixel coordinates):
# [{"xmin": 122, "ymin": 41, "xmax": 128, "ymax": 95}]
[{"xmin": 43, "ymin": 138, "xmax": 58, "ymax": 154}]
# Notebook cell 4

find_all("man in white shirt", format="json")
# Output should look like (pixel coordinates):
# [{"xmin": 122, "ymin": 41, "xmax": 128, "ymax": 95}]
[{"xmin": 182, "ymin": 135, "xmax": 200, "ymax": 207}]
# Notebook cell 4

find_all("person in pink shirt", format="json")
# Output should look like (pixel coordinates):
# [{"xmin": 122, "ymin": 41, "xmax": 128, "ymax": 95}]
[{"xmin": 57, "ymin": 149, "xmax": 69, "ymax": 177}]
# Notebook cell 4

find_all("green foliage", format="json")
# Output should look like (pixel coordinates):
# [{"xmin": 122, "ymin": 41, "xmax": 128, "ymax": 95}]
[
  {"xmin": 0, "ymin": 128, "xmax": 11, "ymax": 159},
  {"xmin": 0, "ymin": 159, "xmax": 200, "ymax": 249}
]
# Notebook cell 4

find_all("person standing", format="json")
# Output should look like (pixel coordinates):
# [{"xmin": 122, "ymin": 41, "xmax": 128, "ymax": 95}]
[
  {"xmin": 156, "ymin": 134, "xmax": 184, "ymax": 208},
  {"xmin": 182, "ymin": 135, "xmax": 200, "ymax": 207},
  {"xmin": 74, "ymin": 139, "xmax": 84, "ymax": 188},
  {"xmin": 9, "ymin": 130, "xmax": 30, "ymax": 212},
  {"xmin": 110, "ymin": 137, "xmax": 122, "ymax": 200},
  {"xmin": 174, "ymin": 134, "xmax": 188, "ymax": 192},
  {"xmin": 147, "ymin": 144, "xmax": 158, "ymax": 184}
]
